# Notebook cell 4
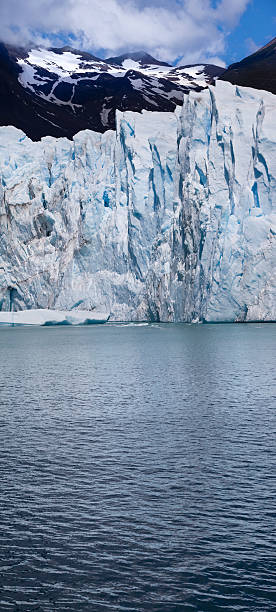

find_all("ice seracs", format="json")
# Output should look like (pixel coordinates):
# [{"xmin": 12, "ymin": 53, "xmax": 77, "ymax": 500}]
[{"xmin": 0, "ymin": 81, "xmax": 275, "ymax": 322}]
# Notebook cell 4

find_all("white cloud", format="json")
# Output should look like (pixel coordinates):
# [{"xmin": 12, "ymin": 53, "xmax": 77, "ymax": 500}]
[
  {"xmin": 214, "ymin": 0, "xmax": 251, "ymax": 26},
  {"xmin": 0, "ymin": 0, "xmax": 251, "ymax": 65},
  {"xmin": 245, "ymin": 37, "xmax": 259, "ymax": 54}
]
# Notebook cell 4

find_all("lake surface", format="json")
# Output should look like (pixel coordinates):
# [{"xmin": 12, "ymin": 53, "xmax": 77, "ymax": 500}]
[{"xmin": 0, "ymin": 323, "xmax": 275, "ymax": 611}]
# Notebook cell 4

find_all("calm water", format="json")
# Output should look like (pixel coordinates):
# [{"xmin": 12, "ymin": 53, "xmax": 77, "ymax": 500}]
[{"xmin": 0, "ymin": 323, "xmax": 275, "ymax": 612}]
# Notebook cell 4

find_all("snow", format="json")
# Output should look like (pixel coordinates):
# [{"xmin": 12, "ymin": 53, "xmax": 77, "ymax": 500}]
[
  {"xmin": 17, "ymin": 61, "xmax": 46, "ymax": 88},
  {"xmin": 122, "ymin": 59, "xmax": 140, "ymax": 70},
  {"xmin": 100, "ymin": 103, "xmax": 112, "ymax": 127},
  {"xmin": 20, "ymin": 49, "xmax": 83, "ymax": 76},
  {"xmin": 180, "ymin": 65, "xmax": 205, "ymax": 78},
  {"xmin": 31, "ymin": 49, "xmax": 82, "ymax": 71},
  {"xmin": 0, "ymin": 81, "xmax": 275, "ymax": 322},
  {"xmin": 0, "ymin": 309, "xmax": 109, "ymax": 326},
  {"xmin": 18, "ymin": 48, "xmax": 109, "ymax": 94},
  {"xmin": 17, "ymin": 47, "xmax": 212, "ymax": 96},
  {"xmin": 130, "ymin": 78, "xmax": 145, "ymax": 90}
]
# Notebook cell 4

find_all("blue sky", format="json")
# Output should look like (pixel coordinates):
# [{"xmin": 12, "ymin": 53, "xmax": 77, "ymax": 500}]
[
  {"xmin": 0, "ymin": 1, "xmax": 275, "ymax": 67},
  {"xmin": 224, "ymin": 0, "xmax": 276, "ymax": 65}
]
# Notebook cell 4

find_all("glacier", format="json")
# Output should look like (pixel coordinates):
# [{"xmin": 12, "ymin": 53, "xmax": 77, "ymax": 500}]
[{"xmin": 0, "ymin": 81, "xmax": 275, "ymax": 322}]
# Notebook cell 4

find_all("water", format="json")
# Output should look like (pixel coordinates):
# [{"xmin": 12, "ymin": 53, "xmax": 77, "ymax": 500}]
[{"xmin": 0, "ymin": 323, "xmax": 275, "ymax": 612}]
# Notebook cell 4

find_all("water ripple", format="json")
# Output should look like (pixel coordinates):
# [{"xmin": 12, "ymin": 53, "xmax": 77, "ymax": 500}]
[{"xmin": 0, "ymin": 323, "xmax": 275, "ymax": 611}]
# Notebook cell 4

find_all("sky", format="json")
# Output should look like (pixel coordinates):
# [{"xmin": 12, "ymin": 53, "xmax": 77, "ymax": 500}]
[{"xmin": 0, "ymin": 0, "xmax": 275, "ymax": 67}]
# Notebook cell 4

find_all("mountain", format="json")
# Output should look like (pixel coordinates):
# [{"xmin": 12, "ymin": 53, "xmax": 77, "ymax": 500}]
[
  {"xmin": 220, "ymin": 37, "xmax": 276, "ymax": 94},
  {"xmin": 0, "ymin": 43, "xmax": 224, "ymax": 140},
  {"xmin": 0, "ymin": 82, "xmax": 275, "ymax": 322},
  {"xmin": 105, "ymin": 51, "xmax": 171, "ymax": 66}
]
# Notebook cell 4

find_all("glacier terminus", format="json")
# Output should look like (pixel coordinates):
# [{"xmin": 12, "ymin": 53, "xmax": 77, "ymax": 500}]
[{"xmin": 0, "ymin": 81, "xmax": 275, "ymax": 322}]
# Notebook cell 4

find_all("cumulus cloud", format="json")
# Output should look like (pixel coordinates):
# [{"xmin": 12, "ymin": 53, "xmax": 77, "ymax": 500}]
[{"xmin": 0, "ymin": 0, "xmax": 250, "ymax": 65}]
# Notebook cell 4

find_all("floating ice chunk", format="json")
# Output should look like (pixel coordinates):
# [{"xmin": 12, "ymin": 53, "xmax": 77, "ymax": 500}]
[{"xmin": 0, "ymin": 310, "xmax": 109, "ymax": 326}]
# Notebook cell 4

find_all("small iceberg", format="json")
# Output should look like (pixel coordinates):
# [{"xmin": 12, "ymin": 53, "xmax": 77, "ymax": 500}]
[{"xmin": 0, "ymin": 309, "xmax": 110, "ymax": 327}]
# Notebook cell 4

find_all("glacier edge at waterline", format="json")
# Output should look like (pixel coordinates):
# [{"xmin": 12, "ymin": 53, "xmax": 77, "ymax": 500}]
[{"xmin": 0, "ymin": 81, "xmax": 275, "ymax": 322}]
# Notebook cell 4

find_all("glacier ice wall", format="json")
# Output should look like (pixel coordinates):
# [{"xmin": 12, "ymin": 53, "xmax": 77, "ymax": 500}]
[{"xmin": 0, "ymin": 81, "xmax": 275, "ymax": 321}]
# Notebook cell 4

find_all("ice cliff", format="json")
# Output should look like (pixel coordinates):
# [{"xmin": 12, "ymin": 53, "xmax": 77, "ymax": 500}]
[{"xmin": 0, "ymin": 81, "xmax": 275, "ymax": 322}]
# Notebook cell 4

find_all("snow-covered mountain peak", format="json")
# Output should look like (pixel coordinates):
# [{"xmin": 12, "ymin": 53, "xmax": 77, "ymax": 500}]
[
  {"xmin": 16, "ymin": 45, "xmax": 224, "ymax": 104},
  {"xmin": 17, "ymin": 46, "xmax": 110, "ymax": 82},
  {"xmin": 105, "ymin": 51, "xmax": 170, "ymax": 67},
  {"xmin": 19, "ymin": 48, "xmax": 84, "ymax": 75},
  {"xmin": 0, "ymin": 42, "xmax": 224, "ymax": 139}
]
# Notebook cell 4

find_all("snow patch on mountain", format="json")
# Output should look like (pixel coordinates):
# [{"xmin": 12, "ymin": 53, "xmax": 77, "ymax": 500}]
[
  {"xmin": 19, "ymin": 48, "xmax": 84, "ymax": 76},
  {"xmin": 182, "ymin": 65, "xmax": 205, "ymax": 78}
]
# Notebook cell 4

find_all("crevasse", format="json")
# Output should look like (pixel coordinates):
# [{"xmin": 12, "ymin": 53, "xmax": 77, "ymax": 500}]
[{"xmin": 0, "ymin": 81, "xmax": 275, "ymax": 321}]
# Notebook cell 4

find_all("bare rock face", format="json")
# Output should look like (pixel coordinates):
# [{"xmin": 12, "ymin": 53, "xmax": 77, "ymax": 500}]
[{"xmin": 0, "ymin": 82, "xmax": 275, "ymax": 322}]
